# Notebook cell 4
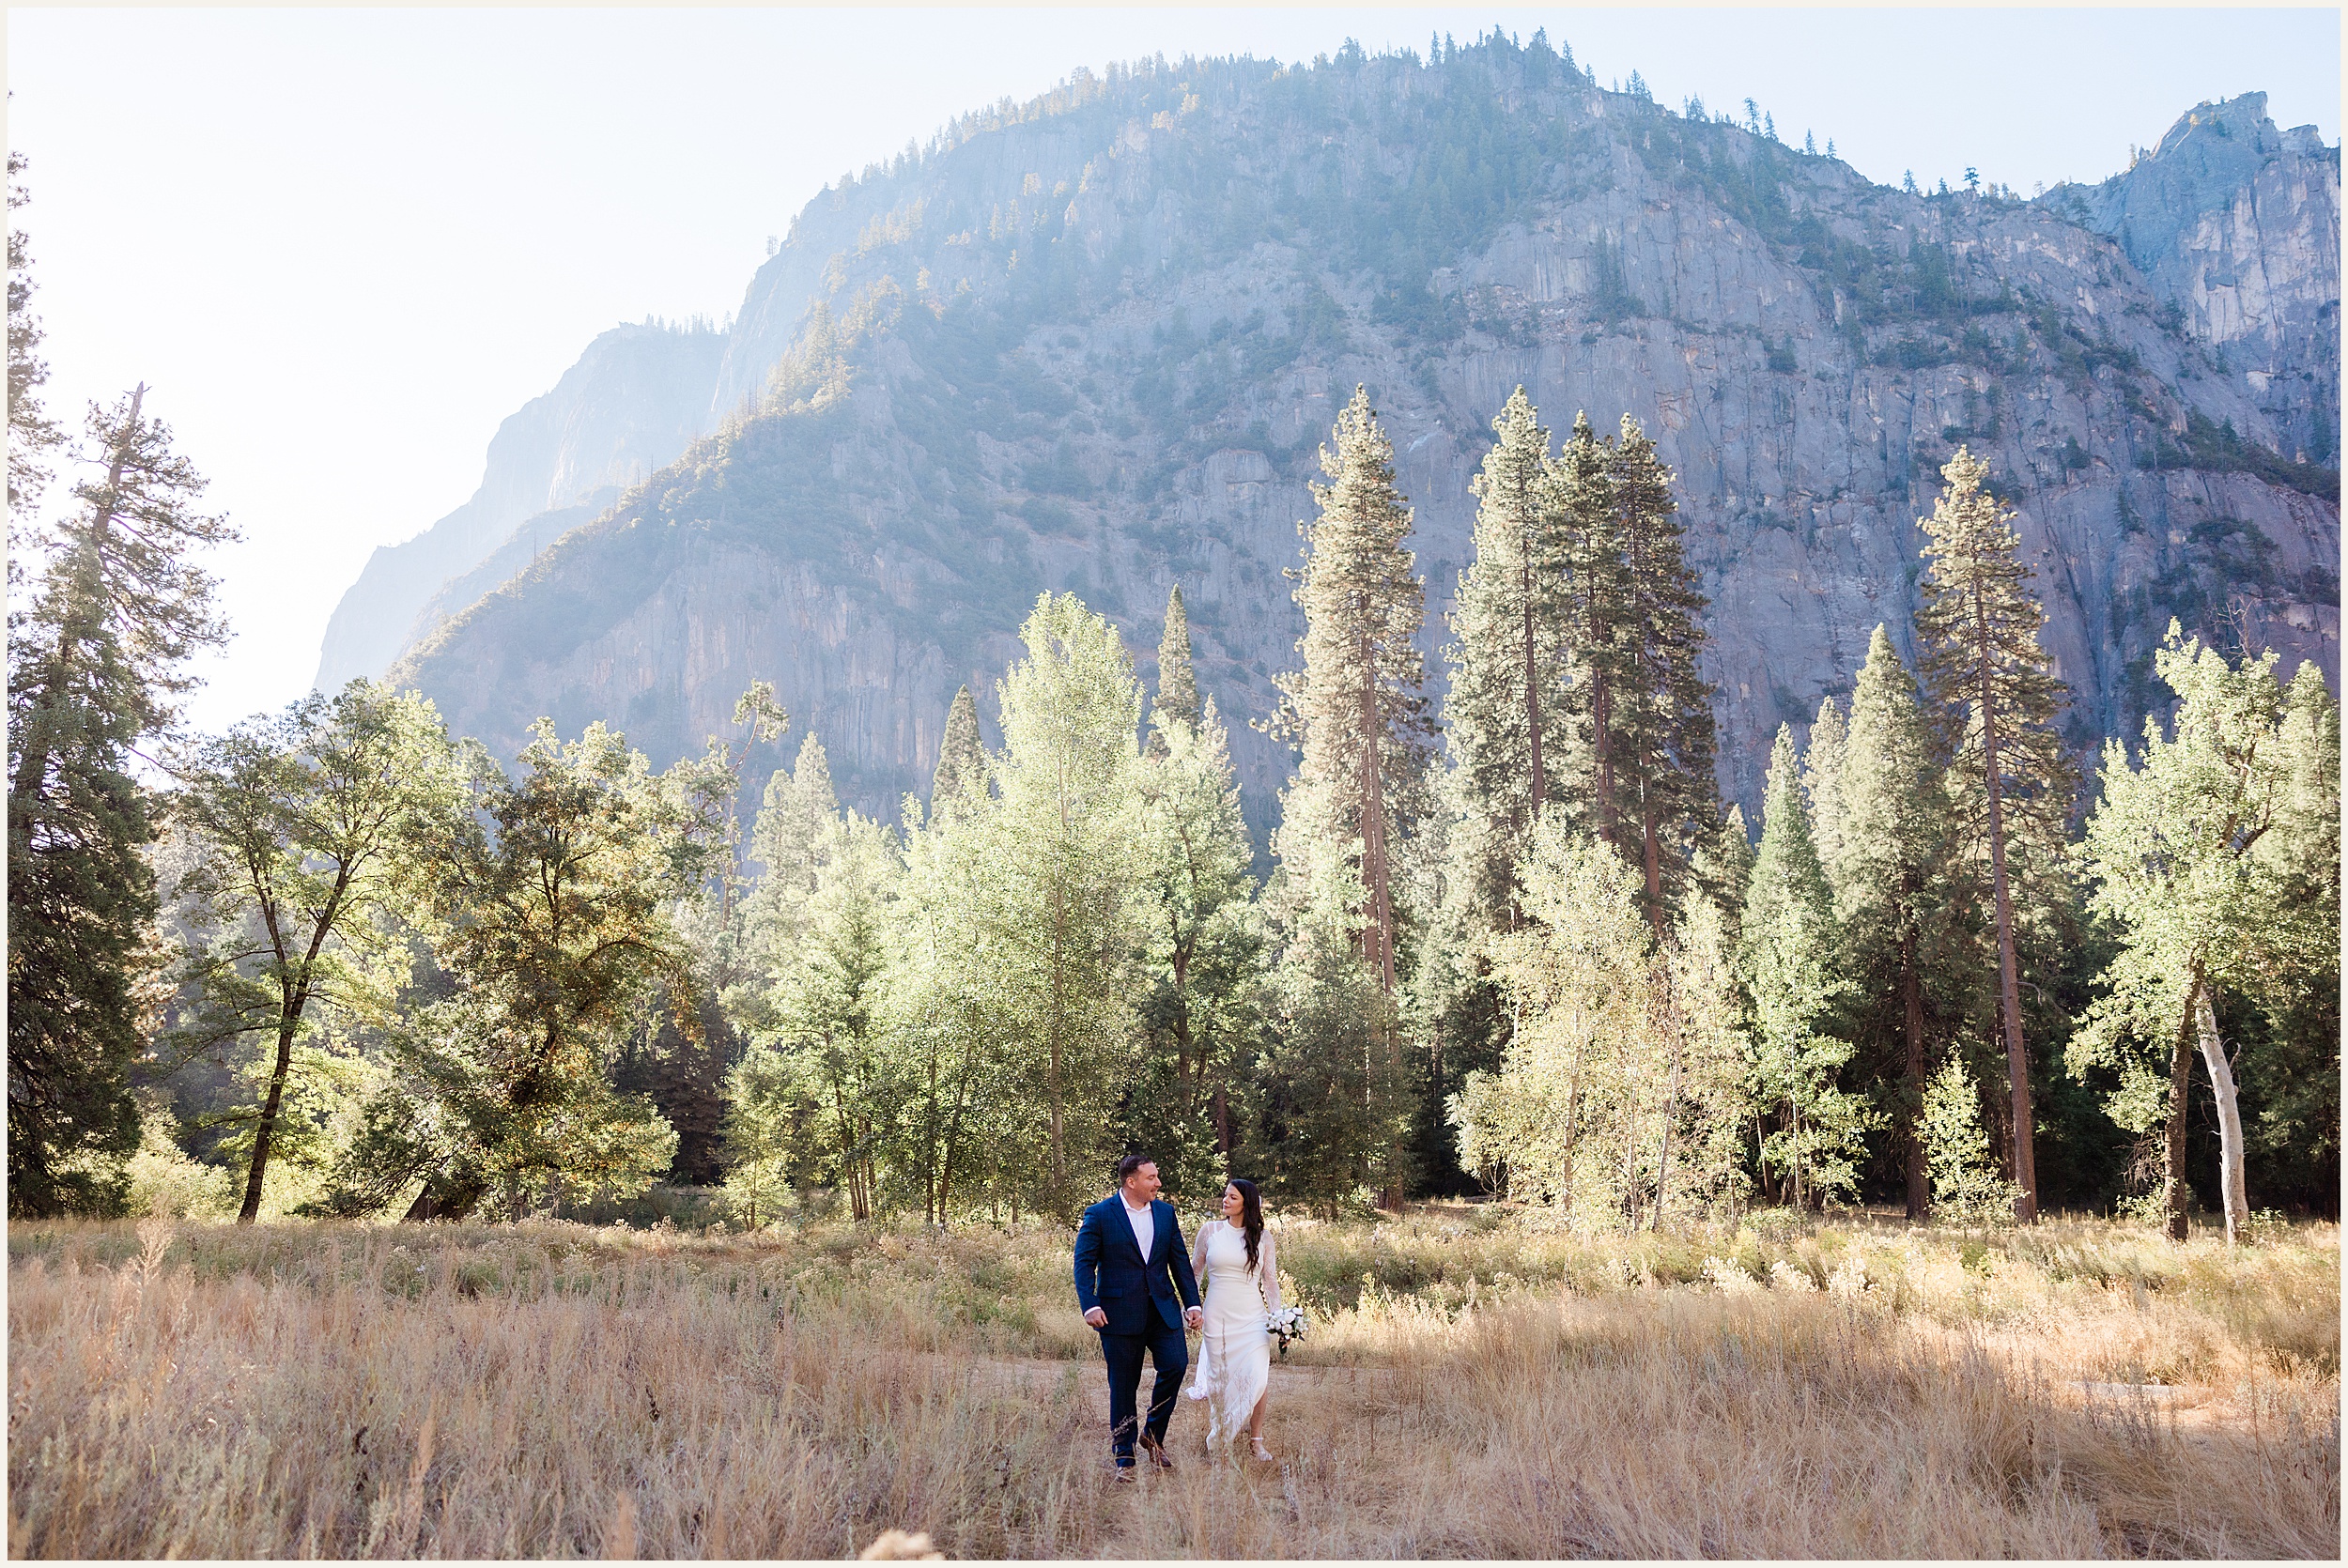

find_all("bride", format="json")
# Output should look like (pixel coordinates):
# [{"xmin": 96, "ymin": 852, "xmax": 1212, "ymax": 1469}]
[{"xmin": 1184, "ymin": 1177, "xmax": 1281, "ymax": 1461}]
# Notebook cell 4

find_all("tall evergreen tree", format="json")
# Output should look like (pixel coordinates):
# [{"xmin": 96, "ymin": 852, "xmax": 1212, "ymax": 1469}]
[
  {"xmin": 1608, "ymin": 415, "xmax": 1716, "ymax": 933},
  {"xmin": 8, "ymin": 387, "xmax": 237, "ymax": 1216},
  {"xmin": 1154, "ymin": 585, "xmax": 1201, "ymax": 730},
  {"xmin": 8, "ymin": 153, "xmax": 63, "ymax": 576},
  {"xmin": 1272, "ymin": 385, "xmax": 1432, "ymax": 995},
  {"xmin": 982, "ymin": 592, "xmax": 1148, "ymax": 1214},
  {"xmin": 1739, "ymin": 726, "xmax": 1867, "ymax": 1207},
  {"xmin": 929, "ymin": 684, "xmax": 986, "ymax": 822},
  {"xmin": 1830, "ymin": 626, "xmax": 1954, "ymax": 1217},
  {"xmin": 1445, "ymin": 388, "xmax": 1561, "ymax": 929},
  {"xmin": 1913, "ymin": 447, "xmax": 2070, "ymax": 1222},
  {"xmin": 1548, "ymin": 412, "xmax": 1632, "ymax": 853},
  {"xmin": 1802, "ymin": 698, "xmax": 1849, "ymax": 882},
  {"xmin": 1135, "ymin": 592, "xmax": 1263, "ymax": 1177}
]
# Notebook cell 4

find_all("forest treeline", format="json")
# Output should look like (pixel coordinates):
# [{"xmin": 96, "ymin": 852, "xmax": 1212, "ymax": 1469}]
[{"xmin": 8, "ymin": 159, "xmax": 2339, "ymax": 1235}]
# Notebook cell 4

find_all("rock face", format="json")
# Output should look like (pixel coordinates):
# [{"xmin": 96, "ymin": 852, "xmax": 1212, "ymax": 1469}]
[
  {"xmin": 2056, "ymin": 92, "xmax": 2340, "ymax": 465},
  {"xmin": 361, "ymin": 46, "xmax": 2338, "ymax": 836},
  {"xmin": 314, "ymin": 320, "xmax": 728, "ymax": 691}
]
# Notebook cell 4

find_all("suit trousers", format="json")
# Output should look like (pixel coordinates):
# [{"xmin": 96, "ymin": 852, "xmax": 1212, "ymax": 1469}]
[{"xmin": 1098, "ymin": 1318, "xmax": 1188, "ymax": 1464}]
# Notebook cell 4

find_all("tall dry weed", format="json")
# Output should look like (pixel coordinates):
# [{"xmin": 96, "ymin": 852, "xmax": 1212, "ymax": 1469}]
[{"xmin": 8, "ymin": 1212, "xmax": 2337, "ymax": 1558}]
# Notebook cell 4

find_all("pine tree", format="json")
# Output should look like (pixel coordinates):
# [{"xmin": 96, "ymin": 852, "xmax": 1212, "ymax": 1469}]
[
  {"xmin": 1831, "ymin": 626, "xmax": 1954, "ymax": 1217},
  {"xmin": 1694, "ymin": 805, "xmax": 1755, "ymax": 945},
  {"xmin": 1548, "ymin": 412, "xmax": 1633, "ymax": 853},
  {"xmin": 1445, "ymin": 388, "xmax": 1561, "ymax": 930},
  {"xmin": 1154, "ymin": 585, "xmax": 1201, "ymax": 730},
  {"xmin": 8, "ymin": 153, "xmax": 63, "ymax": 576},
  {"xmin": 1608, "ymin": 415, "xmax": 1716, "ymax": 933},
  {"xmin": 741, "ymin": 731, "xmax": 842, "ymax": 977},
  {"xmin": 1913, "ymin": 446, "xmax": 2070, "ymax": 1222},
  {"xmin": 982, "ymin": 592, "xmax": 1148, "ymax": 1214},
  {"xmin": 1135, "ymin": 595, "xmax": 1264, "ymax": 1179},
  {"xmin": 1803, "ymin": 697, "xmax": 1849, "ymax": 881},
  {"xmin": 1740, "ymin": 726, "xmax": 1867, "ymax": 1207},
  {"xmin": 8, "ymin": 387, "xmax": 237, "ymax": 1216},
  {"xmin": 929, "ymin": 684, "xmax": 986, "ymax": 822},
  {"xmin": 1274, "ymin": 387, "xmax": 1434, "ymax": 998}
]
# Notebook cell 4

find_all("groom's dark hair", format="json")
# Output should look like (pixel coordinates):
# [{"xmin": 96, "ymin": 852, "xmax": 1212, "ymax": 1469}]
[{"xmin": 1115, "ymin": 1153, "xmax": 1156, "ymax": 1184}]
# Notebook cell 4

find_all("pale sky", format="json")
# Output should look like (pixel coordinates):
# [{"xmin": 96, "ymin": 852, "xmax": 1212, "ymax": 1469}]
[{"xmin": 8, "ymin": 7, "xmax": 2338, "ymax": 736}]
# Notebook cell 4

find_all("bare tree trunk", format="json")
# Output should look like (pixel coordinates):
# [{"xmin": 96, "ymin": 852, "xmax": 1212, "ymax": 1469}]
[
  {"xmin": 1902, "ymin": 928, "xmax": 1928, "ymax": 1221},
  {"xmin": 1651, "ymin": 965, "xmax": 1683, "ymax": 1231},
  {"xmin": 2163, "ymin": 996, "xmax": 2194, "ymax": 1241},
  {"xmin": 238, "ymin": 1009, "xmax": 299, "ymax": 1224},
  {"xmin": 2191, "ymin": 972, "xmax": 2250, "ymax": 1245}
]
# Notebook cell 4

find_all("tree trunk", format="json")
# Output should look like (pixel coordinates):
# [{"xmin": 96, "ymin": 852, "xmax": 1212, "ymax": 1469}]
[
  {"xmin": 1975, "ymin": 598, "xmax": 2039, "ymax": 1222},
  {"xmin": 403, "ymin": 1174, "xmax": 486, "ymax": 1222},
  {"xmin": 1592, "ymin": 659, "xmax": 1616, "ymax": 848},
  {"xmin": 1651, "ymin": 975, "xmax": 1683, "ymax": 1231},
  {"xmin": 2192, "ymin": 973, "xmax": 2250, "ymax": 1245},
  {"xmin": 1355, "ymin": 618, "xmax": 1396, "ymax": 994},
  {"xmin": 2163, "ymin": 996, "xmax": 2194, "ymax": 1242},
  {"xmin": 1902, "ymin": 927, "xmax": 1928, "ymax": 1221},
  {"xmin": 1640, "ymin": 796, "xmax": 1667, "ymax": 939},
  {"xmin": 237, "ymin": 1008, "xmax": 300, "ymax": 1224},
  {"xmin": 1521, "ymin": 555, "xmax": 1546, "ymax": 815}
]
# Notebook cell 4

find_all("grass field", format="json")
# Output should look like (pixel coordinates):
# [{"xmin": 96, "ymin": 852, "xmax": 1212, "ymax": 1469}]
[{"xmin": 8, "ymin": 1206, "xmax": 2338, "ymax": 1558}]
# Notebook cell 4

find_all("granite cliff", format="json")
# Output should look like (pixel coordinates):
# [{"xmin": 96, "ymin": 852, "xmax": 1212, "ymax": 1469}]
[{"xmin": 343, "ymin": 42, "xmax": 2336, "ymax": 838}]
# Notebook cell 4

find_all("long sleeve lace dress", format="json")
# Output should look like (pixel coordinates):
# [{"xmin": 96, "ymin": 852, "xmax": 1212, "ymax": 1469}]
[{"xmin": 1182, "ymin": 1219, "xmax": 1281, "ymax": 1449}]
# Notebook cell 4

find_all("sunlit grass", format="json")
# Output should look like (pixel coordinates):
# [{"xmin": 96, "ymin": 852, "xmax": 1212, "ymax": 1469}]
[{"xmin": 8, "ymin": 1207, "xmax": 2337, "ymax": 1557}]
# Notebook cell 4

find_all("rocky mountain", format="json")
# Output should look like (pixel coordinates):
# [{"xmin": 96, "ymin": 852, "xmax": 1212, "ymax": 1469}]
[
  {"xmin": 351, "ymin": 40, "xmax": 2338, "ymax": 840},
  {"xmin": 314, "ymin": 318, "xmax": 728, "ymax": 691}
]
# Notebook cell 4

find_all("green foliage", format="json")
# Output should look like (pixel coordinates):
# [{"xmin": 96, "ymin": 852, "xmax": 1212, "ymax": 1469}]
[
  {"xmin": 320, "ymin": 721, "xmax": 728, "ymax": 1221},
  {"xmin": 1740, "ymin": 728, "xmax": 1871, "ymax": 1207},
  {"xmin": 2073, "ymin": 628, "xmax": 2340, "ymax": 1239},
  {"xmin": 8, "ymin": 387, "xmax": 236, "ymax": 1217},
  {"xmin": 1453, "ymin": 822, "xmax": 1658, "ymax": 1223},
  {"xmin": 165, "ymin": 682, "xmax": 468, "ymax": 1222},
  {"xmin": 1919, "ymin": 1053, "xmax": 2022, "ymax": 1224}
]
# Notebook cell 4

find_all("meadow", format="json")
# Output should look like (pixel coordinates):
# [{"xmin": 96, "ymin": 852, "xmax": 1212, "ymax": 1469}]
[{"xmin": 8, "ymin": 1204, "xmax": 2338, "ymax": 1559}]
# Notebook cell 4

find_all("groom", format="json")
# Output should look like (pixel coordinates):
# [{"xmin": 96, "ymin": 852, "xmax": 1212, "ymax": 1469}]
[{"xmin": 1073, "ymin": 1153, "xmax": 1202, "ymax": 1478}]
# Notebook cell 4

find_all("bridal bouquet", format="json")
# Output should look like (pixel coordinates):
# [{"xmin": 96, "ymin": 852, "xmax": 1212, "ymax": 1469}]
[{"xmin": 1266, "ymin": 1303, "xmax": 1308, "ymax": 1356}]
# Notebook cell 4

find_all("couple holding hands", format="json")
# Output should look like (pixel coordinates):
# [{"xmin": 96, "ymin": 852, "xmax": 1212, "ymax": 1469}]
[{"xmin": 1072, "ymin": 1153, "xmax": 1288, "ymax": 1477}]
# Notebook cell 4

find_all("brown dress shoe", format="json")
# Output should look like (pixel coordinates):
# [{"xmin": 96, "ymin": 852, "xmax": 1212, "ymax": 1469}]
[{"xmin": 1139, "ymin": 1434, "xmax": 1175, "ymax": 1469}]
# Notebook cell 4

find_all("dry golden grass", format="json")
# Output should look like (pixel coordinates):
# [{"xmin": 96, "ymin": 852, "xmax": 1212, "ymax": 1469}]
[{"xmin": 8, "ymin": 1208, "xmax": 2337, "ymax": 1558}]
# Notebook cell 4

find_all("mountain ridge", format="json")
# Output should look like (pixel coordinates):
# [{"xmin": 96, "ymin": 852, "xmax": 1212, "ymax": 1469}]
[{"xmin": 347, "ymin": 43, "xmax": 2334, "ymax": 836}]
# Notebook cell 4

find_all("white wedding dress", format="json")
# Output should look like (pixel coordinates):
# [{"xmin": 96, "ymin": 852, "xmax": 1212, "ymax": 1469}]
[{"xmin": 1182, "ymin": 1219, "xmax": 1281, "ymax": 1450}]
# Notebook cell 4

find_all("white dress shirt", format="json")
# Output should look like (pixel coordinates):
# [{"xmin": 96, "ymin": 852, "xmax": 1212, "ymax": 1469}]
[{"xmin": 1121, "ymin": 1195, "xmax": 1155, "ymax": 1260}]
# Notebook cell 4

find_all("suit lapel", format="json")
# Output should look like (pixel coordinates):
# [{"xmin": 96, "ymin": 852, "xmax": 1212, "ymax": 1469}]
[{"xmin": 1143, "ymin": 1202, "xmax": 1163, "ymax": 1266}]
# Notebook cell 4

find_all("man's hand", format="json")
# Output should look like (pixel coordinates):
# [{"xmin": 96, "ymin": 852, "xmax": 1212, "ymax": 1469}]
[
  {"xmin": 1084, "ymin": 1307, "xmax": 1107, "ymax": 1329},
  {"xmin": 1184, "ymin": 1305, "xmax": 1204, "ymax": 1329}
]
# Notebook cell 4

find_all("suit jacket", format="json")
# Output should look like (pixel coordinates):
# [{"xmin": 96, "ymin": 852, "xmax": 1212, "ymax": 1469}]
[{"xmin": 1073, "ymin": 1194, "xmax": 1200, "ymax": 1335}]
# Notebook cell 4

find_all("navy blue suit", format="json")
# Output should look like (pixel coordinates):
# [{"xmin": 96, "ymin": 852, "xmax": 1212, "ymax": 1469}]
[{"xmin": 1074, "ymin": 1194, "xmax": 1200, "ymax": 1464}]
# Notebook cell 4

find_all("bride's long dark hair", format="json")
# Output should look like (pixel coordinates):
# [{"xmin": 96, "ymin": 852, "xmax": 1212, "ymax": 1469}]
[{"xmin": 1229, "ymin": 1178, "xmax": 1264, "ymax": 1270}]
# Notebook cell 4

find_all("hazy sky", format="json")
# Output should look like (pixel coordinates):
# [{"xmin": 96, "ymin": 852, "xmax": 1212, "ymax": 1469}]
[{"xmin": 8, "ymin": 7, "xmax": 2338, "ymax": 735}]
